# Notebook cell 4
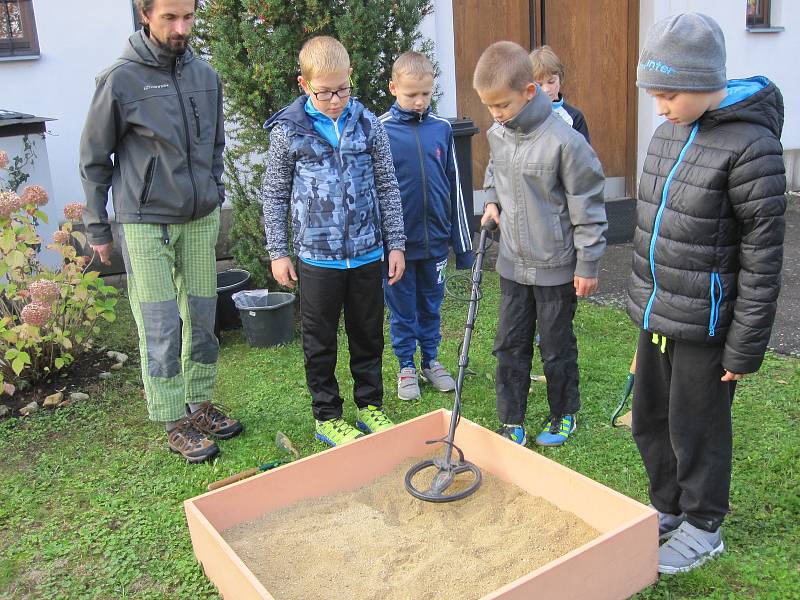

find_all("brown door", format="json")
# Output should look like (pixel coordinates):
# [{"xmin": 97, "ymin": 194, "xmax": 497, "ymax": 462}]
[
  {"xmin": 453, "ymin": 0, "xmax": 638, "ymax": 197},
  {"xmin": 538, "ymin": 0, "xmax": 638, "ymax": 196},
  {"xmin": 453, "ymin": 0, "xmax": 532, "ymax": 191}
]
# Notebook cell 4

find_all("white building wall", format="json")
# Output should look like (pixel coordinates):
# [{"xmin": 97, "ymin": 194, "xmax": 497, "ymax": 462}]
[
  {"xmin": 638, "ymin": 0, "xmax": 800, "ymax": 189},
  {"xmin": 420, "ymin": 1, "xmax": 458, "ymax": 118},
  {"xmin": 0, "ymin": 128, "xmax": 57, "ymax": 268},
  {"xmin": 0, "ymin": 0, "xmax": 135, "ymax": 233}
]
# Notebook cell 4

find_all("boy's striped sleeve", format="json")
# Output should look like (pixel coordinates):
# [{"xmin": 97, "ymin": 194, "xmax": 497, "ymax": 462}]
[
  {"xmin": 261, "ymin": 123, "xmax": 296, "ymax": 260},
  {"xmin": 370, "ymin": 117, "xmax": 406, "ymax": 252}
]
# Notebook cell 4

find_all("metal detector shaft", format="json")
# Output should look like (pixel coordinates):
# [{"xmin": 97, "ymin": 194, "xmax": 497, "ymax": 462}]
[
  {"xmin": 441, "ymin": 221, "xmax": 495, "ymax": 470},
  {"xmin": 404, "ymin": 221, "xmax": 494, "ymax": 502}
]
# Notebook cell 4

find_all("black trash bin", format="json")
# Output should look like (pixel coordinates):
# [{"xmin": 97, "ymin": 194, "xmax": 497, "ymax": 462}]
[
  {"xmin": 216, "ymin": 269, "xmax": 251, "ymax": 334},
  {"xmin": 232, "ymin": 290, "xmax": 295, "ymax": 348},
  {"xmin": 448, "ymin": 117, "xmax": 480, "ymax": 234}
]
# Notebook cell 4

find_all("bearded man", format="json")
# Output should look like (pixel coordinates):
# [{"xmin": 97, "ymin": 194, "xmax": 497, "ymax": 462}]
[{"xmin": 79, "ymin": 0, "xmax": 241, "ymax": 463}]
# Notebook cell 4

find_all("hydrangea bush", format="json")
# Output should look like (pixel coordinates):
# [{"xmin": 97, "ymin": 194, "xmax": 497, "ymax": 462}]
[{"xmin": 1, "ymin": 152, "xmax": 118, "ymax": 387}]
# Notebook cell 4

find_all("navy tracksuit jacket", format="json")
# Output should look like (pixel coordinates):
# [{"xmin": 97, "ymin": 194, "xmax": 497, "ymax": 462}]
[{"xmin": 380, "ymin": 103, "xmax": 474, "ymax": 366}]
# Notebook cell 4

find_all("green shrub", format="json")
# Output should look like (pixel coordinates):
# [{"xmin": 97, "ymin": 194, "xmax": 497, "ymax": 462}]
[{"xmin": 0, "ymin": 176, "xmax": 117, "ymax": 386}]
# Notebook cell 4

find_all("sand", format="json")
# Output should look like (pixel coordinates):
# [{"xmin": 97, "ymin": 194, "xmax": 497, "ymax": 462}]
[{"xmin": 222, "ymin": 458, "xmax": 599, "ymax": 600}]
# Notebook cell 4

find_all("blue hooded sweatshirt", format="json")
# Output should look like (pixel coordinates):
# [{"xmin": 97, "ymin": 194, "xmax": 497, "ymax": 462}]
[{"xmin": 380, "ymin": 103, "xmax": 473, "ymax": 268}]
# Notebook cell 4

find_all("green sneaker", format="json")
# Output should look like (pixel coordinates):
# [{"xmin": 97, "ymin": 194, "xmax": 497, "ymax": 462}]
[
  {"xmin": 315, "ymin": 418, "xmax": 364, "ymax": 447},
  {"xmin": 355, "ymin": 405, "xmax": 395, "ymax": 434}
]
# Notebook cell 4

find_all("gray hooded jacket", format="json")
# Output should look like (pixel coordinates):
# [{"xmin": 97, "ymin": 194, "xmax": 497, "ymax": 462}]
[
  {"xmin": 483, "ymin": 88, "xmax": 606, "ymax": 286},
  {"xmin": 79, "ymin": 30, "xmax": 225, "ymax": 245}
]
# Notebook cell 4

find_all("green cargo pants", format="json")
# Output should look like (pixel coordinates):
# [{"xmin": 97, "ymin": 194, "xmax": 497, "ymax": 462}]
[{"xmin": 121, "ymin": 208, "xmax": 220, "ymax": 422}]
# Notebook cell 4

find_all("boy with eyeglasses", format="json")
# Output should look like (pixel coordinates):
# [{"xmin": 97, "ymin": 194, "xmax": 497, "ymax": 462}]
[{"xmin": 262, "ymin": 36, "xmax": 406, "ymax": 446}]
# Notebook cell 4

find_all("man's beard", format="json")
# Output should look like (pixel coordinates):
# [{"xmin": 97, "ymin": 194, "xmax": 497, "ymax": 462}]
[{"xmin": 150, "ymin": 31, "xmax": 188, "ymax": 56}]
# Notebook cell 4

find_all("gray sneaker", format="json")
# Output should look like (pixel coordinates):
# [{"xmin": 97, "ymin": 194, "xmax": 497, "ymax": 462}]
[
  {"xmin": 421, "ymin": 360, "xmax": 456, "ymax": 392},
  {"xmin": 650, "ymin": 505, "xmax": 686, "ymax": 542},
  {"xmin": 397, "ymin": 367, "xmax": 421, "ymax": 400},
  {"xmin": 658, "ymin": 521, "xmax": 724, "ymax": 574}
]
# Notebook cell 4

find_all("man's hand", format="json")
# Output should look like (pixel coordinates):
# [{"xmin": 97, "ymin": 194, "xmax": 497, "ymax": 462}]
[
  {"xmin": 271, "ymin": 256, "xmax": 298, "ymax": 289},
  {"xmin": 721, "ymin": 371, "xmax": 746, "ymax": 382},
  {"xmin": 387, "ymin": 249, "xmax": 405, "ymax": 285},
  {"xmin": 574, "ymin": 276, "xmax": 598, "ymax": 297},
  {"xmin": 90, "ymin": 243, "xmax": 113, "ymax": 266},
  {"xmin": 481, "ymin": 203, "xmax": 500, "ymax": 229}
]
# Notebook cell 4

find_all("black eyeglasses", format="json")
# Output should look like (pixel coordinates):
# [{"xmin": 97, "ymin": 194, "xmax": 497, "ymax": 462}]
[{"xmin": 307, "ymin": 77, "xmax": 354, "ymax": 101}]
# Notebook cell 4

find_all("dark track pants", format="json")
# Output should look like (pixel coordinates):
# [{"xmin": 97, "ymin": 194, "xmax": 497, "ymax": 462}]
[
  {"xmin": 494, "ymin": 277, "xmax": 579, "ymax": 425},
  {"xmin": 632, "ymin": 330, "xmax": 736, "ymax": 531},
  {"xmin": 298, "ymin": 260, "xmax": 384, "ymax": 421}
]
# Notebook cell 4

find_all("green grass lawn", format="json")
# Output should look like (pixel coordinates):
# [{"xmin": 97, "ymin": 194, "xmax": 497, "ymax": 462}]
[{"xmin": 1, "ymin": 270, "xmax": 798, "ymax": 599}]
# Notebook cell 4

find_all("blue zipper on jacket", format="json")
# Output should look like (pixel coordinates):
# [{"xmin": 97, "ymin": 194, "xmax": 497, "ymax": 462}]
[
  {"xmin": 412, "ymin": 115, "xmax": 431, "ymax": 256},
  {"xmin": 708, "ymin": 271, "xmax": 723, "ymax": 336},
  {"xmin": 643, "ymin": 122, "xmax": 699, "ymax": 330}
]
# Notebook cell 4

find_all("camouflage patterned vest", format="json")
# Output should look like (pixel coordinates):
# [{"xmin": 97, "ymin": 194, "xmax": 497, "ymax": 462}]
[{"xmin": 279, "ymin": 99, "xmax": 383, "ymax": 261}]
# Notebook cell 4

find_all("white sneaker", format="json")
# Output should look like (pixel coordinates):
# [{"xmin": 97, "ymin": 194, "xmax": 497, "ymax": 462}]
[
  {"xmin": 397, "ymin": 367, "xmax": 421, "ymax": 400},
  {"xmin": 420, "ymin": 360, "xmax": 456, "ymax": 392}
]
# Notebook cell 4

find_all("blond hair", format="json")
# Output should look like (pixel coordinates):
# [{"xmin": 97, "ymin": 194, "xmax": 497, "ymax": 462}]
[
  {"xmin": 530, "ymin": 45, "xmax": 565, "ymax": 82},
  {"xmin": 392, "ymin": 51, "xmax": 435, "ymax": 80},
  {"xmin": 473, "ymin": 41, "xmax": 533, "ymax": 92},
  {"xmin": 299, "ymin": 36, "xmax": 350, "ymax": 80}
]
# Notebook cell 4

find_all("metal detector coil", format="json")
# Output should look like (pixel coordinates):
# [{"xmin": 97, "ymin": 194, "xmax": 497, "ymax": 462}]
[{"xmin": 404, "ymin": 220, "xmax": 497, "ymax": 502}]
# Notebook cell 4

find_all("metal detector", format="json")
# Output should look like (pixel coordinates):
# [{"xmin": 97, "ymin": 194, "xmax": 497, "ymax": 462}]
[{"xmin": 404, "ymin": 220, "xmax": 497, "ymax": 502}]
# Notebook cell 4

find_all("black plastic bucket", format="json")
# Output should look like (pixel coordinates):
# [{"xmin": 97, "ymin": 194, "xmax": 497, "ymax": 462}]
[
  {"xmin": 232, "ymin": 290, "xmax": 295, "ymax": 348},
  {"xmin": 216, "ymin": 269, "xmax": 251, "ymax": 333}
]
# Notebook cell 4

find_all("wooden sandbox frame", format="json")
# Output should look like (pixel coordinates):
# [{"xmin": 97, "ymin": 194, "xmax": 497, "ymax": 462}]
[{"xmin": 185, "ymin": 409, "xmax": 658, "ymax": 599}]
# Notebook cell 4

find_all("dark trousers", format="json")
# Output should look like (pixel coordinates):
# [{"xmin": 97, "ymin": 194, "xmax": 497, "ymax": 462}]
[
  {"xmin": 632, "ymin": 329, "xmax": 736, "ymax": 532},
  {"xmin": 298, "ymin": 260, "xmax": 384, "ymax": 421},
  {"xmin": 494, "ymin": 277, "xmax": 580, "ymax": 425}
]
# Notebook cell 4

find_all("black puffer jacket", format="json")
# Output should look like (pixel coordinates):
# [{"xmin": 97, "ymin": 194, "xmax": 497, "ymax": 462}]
[{"xmin": 627, "ymin": 77, "xmax": 786, "ymax": 374}]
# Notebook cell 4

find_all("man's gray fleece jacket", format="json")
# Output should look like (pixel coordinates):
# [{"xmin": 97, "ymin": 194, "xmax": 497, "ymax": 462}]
[
  {"xmin": 483, "ymin": 89, "xmax": 607, "ymax": 286},
  {"xmin": 79, "ymin": 30, "xmax": 225, "ymax": 245}
]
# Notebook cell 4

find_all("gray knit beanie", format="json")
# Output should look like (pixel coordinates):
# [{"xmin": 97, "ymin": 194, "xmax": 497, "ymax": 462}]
[{"xmin": 637, "ymin": 12, "xmax": 727, "ymax": 91}]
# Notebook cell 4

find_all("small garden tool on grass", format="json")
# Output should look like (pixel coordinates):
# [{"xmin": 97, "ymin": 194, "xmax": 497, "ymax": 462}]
[
  {"xmin": 207, "ymin": 431, "xmax": 299, "ymax": 491},
  {"xmin": 404, "ymin": 221, "xmax": 497, "ymax": 502},
  {"xmin": 611, "ymin": 351, "xmax": 637, "ymax": 428}
]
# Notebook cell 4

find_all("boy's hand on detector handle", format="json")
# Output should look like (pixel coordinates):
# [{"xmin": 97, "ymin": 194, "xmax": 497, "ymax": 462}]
[
  {"xmin": 387, "ymin": 249, "xmax": 405, "ymax": 285},
  {"xmin": 481, "ymin": 203, "xmax": 500, "ymax": 230},
  {"xmin": 271, "ymin": 256, "xmax": 298, "ymax": 289}
]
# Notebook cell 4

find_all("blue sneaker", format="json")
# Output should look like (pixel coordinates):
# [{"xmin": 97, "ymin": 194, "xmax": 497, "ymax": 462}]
[
  {"xmin": 496, "ymin": 424, "xmax": 527, "ymax": 445},
  {"xmin": 534, "ymin": 414, "xmax": 576, "ymax": 446}
]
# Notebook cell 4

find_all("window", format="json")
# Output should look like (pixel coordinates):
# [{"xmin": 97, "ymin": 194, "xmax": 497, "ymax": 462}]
[
  {"xmin": 746, "ymin": 0, "xmax": 784, "ymax": 32},
  {"xmin": 747, "ymin": 0, "xmax": 770, "ymax": 27},
  {"xmin": 0, "ymin": 0, "xmax": 39, "ymax": 58}
]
